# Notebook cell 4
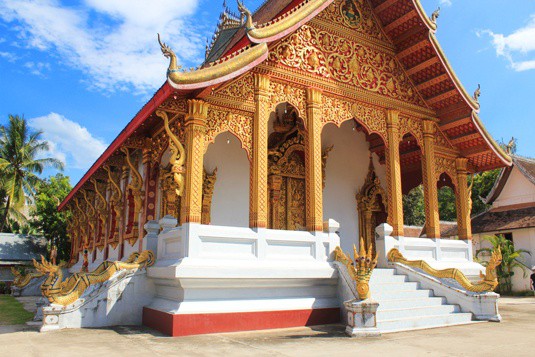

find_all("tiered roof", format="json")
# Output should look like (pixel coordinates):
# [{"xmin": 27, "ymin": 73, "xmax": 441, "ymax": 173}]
[{"xmin": 59, "ymin": 0, "xmax": 511, "ymax": 210}]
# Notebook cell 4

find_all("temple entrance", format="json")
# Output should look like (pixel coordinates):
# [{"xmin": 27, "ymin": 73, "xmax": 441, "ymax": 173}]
[
  {"xmin": 356, "ymin": 155, "xmax": 387, "ymax": 251},
  {"xmin": 268, "ymin": 104, "xmax": 307, "ymax": 231}
]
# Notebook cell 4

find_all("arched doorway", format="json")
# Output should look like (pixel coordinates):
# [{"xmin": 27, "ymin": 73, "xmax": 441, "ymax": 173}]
[
  {"xmin": 268, "ymin": 103, "xmax": 307, "ymax": 230},
  {"xmin": 357, "ymin": 156, "xmax": 387, "ymax": 251}
]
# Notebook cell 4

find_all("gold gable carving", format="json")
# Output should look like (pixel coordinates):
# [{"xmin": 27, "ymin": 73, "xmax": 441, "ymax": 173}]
[
  {"xmin": 317, "ymin": 0, "xmax": 388, "ymax": 43},
  {"xmin": 216, "ymin": 73, "xmax": 254, "ymax": 103},
  {"xmin": 268, "ymin": 24, "xmax": 425, "ymax": 107},
  {"xmin": 205, "ymin": 107, "xmax": 253, "ymax": 160}
]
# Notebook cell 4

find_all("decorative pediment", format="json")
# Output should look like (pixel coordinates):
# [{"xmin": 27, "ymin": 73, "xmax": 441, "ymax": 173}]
[
  {"xmin": 316, "ymin": 0, "xmax": 389, "ymax": 44},
  {"xmin": 268, "ymin": 23, "xmax": 426, "ymax": 107}
]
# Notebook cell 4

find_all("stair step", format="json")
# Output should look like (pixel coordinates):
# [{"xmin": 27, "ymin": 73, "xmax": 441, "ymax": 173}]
[
  {"xmin": 374, "ymin": 289, "xmax": 433, "ymax": 300},
  {"xmin": 377, "ymin": 313, "xmax": 474, "ymax": 333},
  {"xmin": 371, "ymin": 269, "xmax": 396, "ymax": 277},
  {"xmin": 370, "ymin": 281, "xmax": 419, "ymax": 292},
  {"xmin": 378, "ymin": 297, "xmax": 446, "ymax": 310},
  {"xmin": 377, "ymin": 304, "xmax": 460, "ymax": 320},
  {"xmin": 370, "ymin": 274, "xmax": 408, "ymax": 284}
]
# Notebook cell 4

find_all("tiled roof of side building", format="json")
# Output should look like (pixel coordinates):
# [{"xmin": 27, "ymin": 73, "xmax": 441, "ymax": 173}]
[{"xmin": 0, "ymin": 234, "xmax": 48, "ymax": 264}]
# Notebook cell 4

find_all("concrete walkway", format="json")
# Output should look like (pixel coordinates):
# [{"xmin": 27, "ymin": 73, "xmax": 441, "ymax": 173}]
[{"xmin": 1, "ymin": 298, "xmax": 534, "ymax": 357}]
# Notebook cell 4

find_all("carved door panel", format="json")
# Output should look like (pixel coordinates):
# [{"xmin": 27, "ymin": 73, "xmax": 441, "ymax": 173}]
[{"xmin": 286, "ymin": 177, "xmax": 306, "ymax": 230}]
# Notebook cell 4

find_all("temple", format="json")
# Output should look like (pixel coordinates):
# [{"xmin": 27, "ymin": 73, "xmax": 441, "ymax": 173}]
[{"xmin": 52, "ymin": 0, "xmax": 510, "ymax": 336}]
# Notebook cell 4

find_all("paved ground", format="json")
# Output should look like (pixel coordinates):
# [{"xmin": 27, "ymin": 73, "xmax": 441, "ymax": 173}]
[{"xmin": 1, "ymin": 297, "xmax": 534, "ymax": 357}]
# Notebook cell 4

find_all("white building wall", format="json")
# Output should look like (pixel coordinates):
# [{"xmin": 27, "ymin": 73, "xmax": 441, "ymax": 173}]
[
  {"xmin": 494, "ymin": 167, "xmax": 535, "ymax": 208},
  {"xmin": 322, "ymin": 120, "xmax": 386, "ymax": 253},
  {"xmin": 203, "ymin": 133, "xmax": 249, "ymax": 227}
]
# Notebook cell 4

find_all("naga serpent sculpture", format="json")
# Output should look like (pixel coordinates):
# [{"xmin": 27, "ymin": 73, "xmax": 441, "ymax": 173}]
[
  {"xmin": 387, "ymin": 247, "xmax": 502, "ymax": 293},
  {"xmin": 11, "ymin": 267, "xmax": 44, "ymax": 289},
  {"xmin": 33, "ymin": 251, "xmax": 155, "ymax": 306},
  {"xmin": 334, "ymin": 238, "xmax": 378, "ymax": 300}
]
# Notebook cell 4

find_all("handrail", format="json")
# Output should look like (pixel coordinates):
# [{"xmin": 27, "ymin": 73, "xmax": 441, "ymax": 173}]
[{"xmin": 387, "ymin": 248, "xmax": 501, "ymax": 293}]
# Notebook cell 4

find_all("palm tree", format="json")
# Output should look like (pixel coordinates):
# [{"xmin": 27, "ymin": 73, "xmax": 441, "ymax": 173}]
[
  {"xmin": 476, "ymin": 234, "xmax": 531, "ymax": 294},
  {"xmin": 0, "ymin": 115, "xmax": 64, "ymax": 232}
]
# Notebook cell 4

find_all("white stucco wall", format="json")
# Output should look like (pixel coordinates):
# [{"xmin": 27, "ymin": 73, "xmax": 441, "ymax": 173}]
[
  {"xmin": 322, "ymin": 120, "xmax": 386, "ymax": 253},
  {"xmin": 494, "ymin": 167, "xmax": 535, "ymax": 209},
  {"xmin": 204, "ymin": 132, "xmax": 250, "ymax": 227},
  {"xmin": 473, "ymin": 228, "xmax": 535, "ymax": 292}
]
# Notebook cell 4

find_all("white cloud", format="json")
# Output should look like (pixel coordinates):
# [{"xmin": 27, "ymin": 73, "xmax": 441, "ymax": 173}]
[
  {"xmin": 439, "ymin": 0, "xmax": 452, "ymax": 7},
  {"xmin": 481, "ymin": 14, "xmax": 535, "ymax": 72},
  {"xmin": 0, "ymin": 0, "xmax": 205, "ymax": 94},
  {"xmin": 28, "ymin": 113, "xmax": 108, "ymax": 170},
  {"xmin": 0, "ymin": 51, "xmax": 17, "ymax": 62},
  {"xmin": 24, "ymin": 61, "xmax": 50, "ymax": 77}
]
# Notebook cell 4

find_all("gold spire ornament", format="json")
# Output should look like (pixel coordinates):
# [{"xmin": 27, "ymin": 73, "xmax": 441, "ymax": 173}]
[{"xmin": 334, "ymin": 238, "xmax": 378, "ymax": 300}]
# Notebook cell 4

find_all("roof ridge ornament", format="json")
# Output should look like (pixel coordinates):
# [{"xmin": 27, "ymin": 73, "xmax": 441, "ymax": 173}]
[
  {"xmin": 430, "ymin": 7, "xmax": 440, "ymax": 25},
  {"xmin": 473, "ymin": 83, "xmax": 481, "ymax": 103},
  {"xmin": 237, "ymin": 0, "xmax": 255, "ymax": 30},
  {"xmin": 158, "ymin": 33, "xmax": 182, "ymax": 76}
]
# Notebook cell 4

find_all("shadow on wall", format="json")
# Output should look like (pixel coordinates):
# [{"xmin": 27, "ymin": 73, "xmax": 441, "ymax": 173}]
[
  {"xmin": 204, "ymin": 133, "xmax": 250, "ymax": 227},
  {"xmin": 322, "ymin": 121, "xmax": 386, "ymax": 253}
]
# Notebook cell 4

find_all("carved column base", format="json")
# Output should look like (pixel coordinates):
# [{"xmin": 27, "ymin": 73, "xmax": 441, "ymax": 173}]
[{"xmin": 344, "ymin": 298, "xmax": 381, "ymax": 338}]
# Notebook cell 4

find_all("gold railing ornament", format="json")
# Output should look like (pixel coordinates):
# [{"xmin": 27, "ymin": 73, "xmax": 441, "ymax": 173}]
[
  {"xmin": 334, "ymin": 238, "xmax": 378, "ymax": 300},
  {"xmin": 11, "ymin": 267, "xmax": 44, "ymax": 288},
  {"xmin": 387, "ymin": 248, "xmax": 502, "ymax": 293},
  {"xmin": 156, "ymin": 110, "xmax": 186, "ymax": 198},
  {"xmin": 33, "ymin": 251, "xmax": 155, "ymax": 306}
]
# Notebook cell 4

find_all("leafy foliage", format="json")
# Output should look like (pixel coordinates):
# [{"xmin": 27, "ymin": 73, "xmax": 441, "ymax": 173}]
[
  {"xmin": 476, "ymin": 235, "xmax": 531, "ymax": 294},
  {"xmin": 0, "ymin": 114, "xmax": 64, "ymax": 231},
  {"xmin": 30, "ymin": 174, "xmax": 72, "ymax": 262},
  {"xmin": 402, "ymin": 185, "xmax": 425, "ymax": 226},
  {"xmin": 438, "ymin": 186, "xmax": 456, "ymax": 222}
]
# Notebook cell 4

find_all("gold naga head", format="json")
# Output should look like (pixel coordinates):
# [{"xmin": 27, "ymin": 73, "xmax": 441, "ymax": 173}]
[
  {"xmin": 335, "ymin": 238, "xmax": 378, "ymax": 300},
  {"xmin": 157, "ymin": 33, "xmax": 174, "ymax": 60},
  {"xmin": 488, "ymin": 246, "xmax": 503, "ymax": 270},
  {"xmin": 33, "ymin": 255, "xmax": 65, "ymax": 275}
]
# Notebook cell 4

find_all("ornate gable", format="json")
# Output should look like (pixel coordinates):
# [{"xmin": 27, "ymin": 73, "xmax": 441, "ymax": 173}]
[
  {"xmin": 316, "ymin": 0, "xmax": 390, "ymax": 44},
  {"xmin": 267, "ymin": 21, "xmax": 426, "ymax": 107}
]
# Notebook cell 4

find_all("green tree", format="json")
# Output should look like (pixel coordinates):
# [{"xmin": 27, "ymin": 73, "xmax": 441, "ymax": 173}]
[
  {"xmin": 30, "ymin": 174, "xmax": 72, "ymax": 262},
  {"xmin": 438, "ymin": 186, "xmax": 456, "ymax": 221},
  {"xmin": 471, "ymin": 169, "xmax": 500, "ymax": 216},
  {"xmin": 0, "ymin": 115, "xmax": 64, "ymax": 232},
  {"xmin": 403, "ymin": 185, "xmax": 425, "ymax": 226},
  {"xmin": 476, "ymin": 235, "xmax": 531, "ymax": 294}
]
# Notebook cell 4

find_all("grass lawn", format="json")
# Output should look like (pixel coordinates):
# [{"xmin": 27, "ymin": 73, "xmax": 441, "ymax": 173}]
[{"xmin": 0, "ymin": 295, "xmax": 34, "ymax": 325}]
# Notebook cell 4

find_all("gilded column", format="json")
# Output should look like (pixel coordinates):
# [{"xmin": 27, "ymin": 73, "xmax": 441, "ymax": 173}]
[
  {"xmin": 455, "ymin": 158, "xmax": 472, "ymax": 240},
  {"xmin": 141, "ymin": 143, "xmax": 157, "ymax": 223},
  {"xmin": 181, "ymin": 99, "xmax": 209, "ymax": 224},
  {"xmin": 385, "ymin": 110, "xmax": 404, "ymax": 237},
  {"xmin": 305, "ymin": 88, "xmax": 324, "ymax": 232},
  {"xmin": 421, "ymin": 120, "xmax": 440, "ymax": 238},
  {"xmin": 250, "ymin": 73, "xmax": 270, "ymax": 228}
]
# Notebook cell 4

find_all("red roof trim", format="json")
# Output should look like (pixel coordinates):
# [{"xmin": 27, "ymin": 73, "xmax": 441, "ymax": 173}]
[{"xmin": 58, "ymin": 82, "xmax": 174, "ymax": 211}]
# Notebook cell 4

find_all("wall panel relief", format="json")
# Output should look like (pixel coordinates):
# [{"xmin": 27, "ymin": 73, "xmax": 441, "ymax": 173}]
[
  {"xmin": 205, "ymin": 107, "xmax": 253, "ymax": 160},
  {"xmin": 268, "ymin": 24, "xmax": 425, "ymax": 106}
]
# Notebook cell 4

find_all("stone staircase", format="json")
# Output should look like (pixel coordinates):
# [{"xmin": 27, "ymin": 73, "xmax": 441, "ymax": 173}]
[{"xmin": 370, "ymin": 268, "xmax": 475, "ymax": 333}]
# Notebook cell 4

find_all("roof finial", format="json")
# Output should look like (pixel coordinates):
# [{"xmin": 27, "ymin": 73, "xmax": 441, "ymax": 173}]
[
  {"xmin": 506, "ymin": 137, "xmax": 516, "ymax": 155},
  {"xmin": 430, "ymin": 7, "xmax": 440, "ymax": 25},
  {"xmin": 473, "ymin": 84, "xmax": 481, "ymax": 103}
]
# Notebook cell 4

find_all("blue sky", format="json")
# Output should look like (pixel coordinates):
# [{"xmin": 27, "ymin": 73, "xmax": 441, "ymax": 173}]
[{"xmin": 0, "ymin": 0, "xmax": 534, "ymax": 185}]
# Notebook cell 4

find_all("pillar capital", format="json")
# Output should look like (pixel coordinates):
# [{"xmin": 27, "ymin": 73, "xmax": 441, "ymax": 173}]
[
  {"xmin": 386, "ymin": 109, "xmax": 400, "ymax": 127},
  {"xmin": 422, "ymin": 119, "xmax": 436, "ymax": 137},
  {"xmin": 306, "ymin": 87, "xmax": 322, "ymax": 107},
  {"xmin": 253, "ymin": 73, "xmax": 271, "ymax": 97},
  {"xmin": 186, "ymin": 99, "xmax": 209, "ymax": 125},
  {"xmin": 456, "ymin": 157, "xmax": 469, "ymax": 173}
]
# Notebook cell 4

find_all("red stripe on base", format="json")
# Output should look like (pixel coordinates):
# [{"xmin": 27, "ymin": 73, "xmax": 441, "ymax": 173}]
[{"xmin": 143, "ymin": 307, "xmax": 340, "ymax": 337}]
